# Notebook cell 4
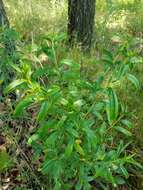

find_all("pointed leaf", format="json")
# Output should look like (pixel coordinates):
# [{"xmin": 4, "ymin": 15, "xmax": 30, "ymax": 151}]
[
  {"xmin": 115, "ymin": 126, "xmax": 132, "ymax": 136},
  {"xmin": 65, "ymin": 139, "xmax": 74, "ymax": 157},
  {"xmin": 74, "ymin": 141, "xmax": 85, "ymax": 156},
  {"xmin": 121, "ymin": 119, "xmax": 134, "ymax": 129},
  {"xmin": 106, "ymin": 88, "xmax": 119, "ymax": 124},
  {"xmin": 127, "ymin": 74, "xmax": 140, "ymax": 89},
  {"xmin": 120, "ymin": 166, "xmax": 129, "ymax": 178},
  {"xmin": 4, "ymin": 79, "xmax": 26, "ymax": 94},
  {"xmin": 37, "ymin": 101, "xmax": 49, "ymax": 122},
  {"xmin": 14, "ymin": 96, "xmax": 34, "ymax": 117}
]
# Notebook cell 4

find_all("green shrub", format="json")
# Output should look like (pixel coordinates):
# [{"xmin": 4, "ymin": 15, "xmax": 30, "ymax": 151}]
[
  {"xmin": 5, "ymin": 34, "xmax": 142, "ymax": 190},
  {"xmin": 0, "ymin": 27, "xmax": 19, "ymax": 91}
]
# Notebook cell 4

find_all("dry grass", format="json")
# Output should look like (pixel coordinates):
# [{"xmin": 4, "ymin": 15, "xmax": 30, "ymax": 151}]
[{"xmin": 4, "ymin": 0, "xmax": 67, "ymax": 38}]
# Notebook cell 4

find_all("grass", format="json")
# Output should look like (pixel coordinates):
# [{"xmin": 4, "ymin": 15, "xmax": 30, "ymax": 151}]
[
  {"xmin": 4, "ymin": 0, "xmax": 67, "ymax": 38},
  {"xmin": 4, "ymin": 0, "xmax": 143, "ymax": 50}
]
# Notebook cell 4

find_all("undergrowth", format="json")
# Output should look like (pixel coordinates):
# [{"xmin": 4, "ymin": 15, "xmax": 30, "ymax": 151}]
[
  {"xmin": 1, "ymin": 0, "xmax": 143, "ymax": 189},
  {"xmin": 0, "ymin": 28, "xmax": 143, "ymax": 189}
]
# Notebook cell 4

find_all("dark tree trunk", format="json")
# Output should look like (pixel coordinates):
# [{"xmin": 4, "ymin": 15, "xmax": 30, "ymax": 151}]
[
  {"xmin": 68, "ymin": 0, "xmax": 96, "ymax": 50},
  {"xmin": 0, "ymin": 0, "xmax": 9, "ymax": 26}
]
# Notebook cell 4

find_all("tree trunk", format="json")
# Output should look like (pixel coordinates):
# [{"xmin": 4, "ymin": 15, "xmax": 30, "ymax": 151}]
[
  {"xmin": 68, "ymin": 0, "xmax": 96, "ymax": 50},
  {"xmin": 0, "ymin": 0, "xmax": 9, "ymax": 26}
]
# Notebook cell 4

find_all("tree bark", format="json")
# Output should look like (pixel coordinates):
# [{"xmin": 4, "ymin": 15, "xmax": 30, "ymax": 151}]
[
  {"xmin": 68, "ymin": 0, "xmax": 96, "ymax": 50},
  {"xmin": 0, "ymin": 0, "xmax": 9, "ymax": 26}
]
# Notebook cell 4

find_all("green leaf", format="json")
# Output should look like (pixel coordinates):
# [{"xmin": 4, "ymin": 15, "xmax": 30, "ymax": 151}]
[
  {"xmin": 94, "ymin": 102, "xmax": 105, "ymax": 111},
  {"xmin": 92, "ymin": 110, "xmax": 103, "ymax": 120},
  {"xmin": 115, "ymin": 126, "xmax": 132, "ymax": 136},
  {"xmin": 74, "ymin": 141, "xmax": 85, "ymax": 156},
  {"xmin": 22, "ymin": 63, "xmax": 33, "ymax": 80},
  {"xmin": 38, "ymin": 120, "xmax": 56, "ymax": 138},
  {"xmin": 42, "ymin": 159, "xmax": 54, "ymax": 174},
  {"xmin": 102, "ymin": 49, "xmax": 113, "ymax": 65},
  {"xmin": 65, "ymin": 139, "xmax": 74, "ymax": 157},
  {"xmin": 53, "ymin": 32, "xmax": 67, "ymax": 42},
  {"xmin": 74, "ymin": 99, "xmax": 85, "ymax": 108},
  {"xmin": 75, "ymin": 182, "xmax": 82, "ymax": 190},
  {"xmin": 47, "ymin": 85, "xmax": 60, "ymax": 96},
  {"xmin": 117, "ymin": 65, "xmax": 129, "ymax": 79},
  {"xmin": 4, "ymin": 79, "xmax": 26, "ymax": 94},
  {"xmin": 11, "ymin": 64, "xmax": 22, "ymax": 73},
  {"xmin": 42, "ymin": 159, "xmax": 62, "ymax": 177},
  {"xmin": 117, "ymin": 141, "xmax": 131, "ymax": 155},
  {"xmin": 128, "ymin": 159, "xmax": 143, "ymax": 170},
  {"xmin": 115, "ymin": 176, "xmax": 125, "ymax": 185},
  {"xmin": 28, "ymin": 134, "xmax": 40, "ymax": 145},
  {"xmin": 45, "ymin": 132, "xmax": 57, "ymax": 146},
  {"xmin": 32, "ymin": 67, "xmax": 48, "ymax": 79},
  {"xmin": 37, "ymin": 101, "xmax": 49, "ymax": 122},
  {"xmin": 60, "ymin": 98, "xmax": 68, "ymax": 106},
  {"xmin": 120, "ymin": 165, "xmax": 129, "ymax": 178},
  {"xmin": 0, "ymin": 150, "xmax": 11, "ymax": 171},
  {"xmin": 14, "ymin": 96, "xmax": 34, "ymax": 117},
  {"xmin": 60, "ymin": 59, "xmax": 80, "ymax": 69},
  {"xmin": 106, "ymin": 88, "xmax": 119, "ymax": 124},
  {"xmin": 121, "ymin": 119, "xmax": 134, "ymax": 129},
  {"xmin": 127, "ymin": 74, "xmax": 140, "ymax": 89},
  {"xmin": 67, "ymin": 127, "xmax": 79, "ymax": 138},
  {"xmin": 54, "ymin": 180, "xmax": 61, "ymax": 190}
]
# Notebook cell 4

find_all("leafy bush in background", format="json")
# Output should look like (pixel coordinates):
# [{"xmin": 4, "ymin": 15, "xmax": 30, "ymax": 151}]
[{"xmin": 0, "ymin": 27, "xmax": 19, "ymax": 88}]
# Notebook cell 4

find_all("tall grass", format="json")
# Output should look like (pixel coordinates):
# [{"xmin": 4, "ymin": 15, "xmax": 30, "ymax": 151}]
[
  {"xmin": 4, "ymin": 0, "xmax": 143, "ymax": 48},
  {"xmin": 4, "ymin": 0, "xmax": 67, "ymax": 38}
]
